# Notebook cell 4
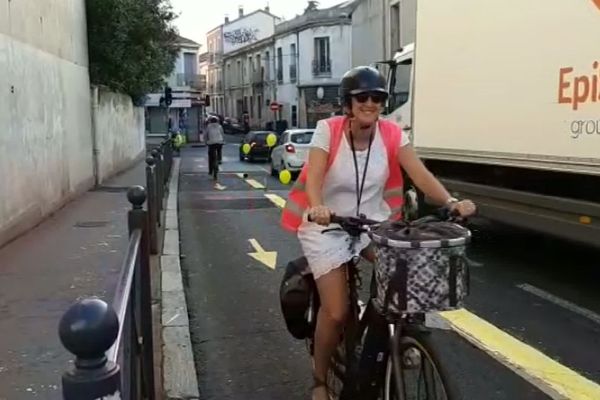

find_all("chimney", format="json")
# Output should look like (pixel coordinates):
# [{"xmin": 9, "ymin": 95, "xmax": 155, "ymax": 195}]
[
  {"xmin": 265, "ymin": 4, "xmax": 270, "ymax": 13},
  {"xmin": 238, "ymin": 6, "xmax": 244, "ymax": 18},
  {"xmin": 224, "ymin": 14, "xmax": 229, "ymax": 24}
]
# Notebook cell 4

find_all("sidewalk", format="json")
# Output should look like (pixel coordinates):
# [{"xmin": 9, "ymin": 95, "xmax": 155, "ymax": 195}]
[{"xmin": 0, "ymin": 161, "xmax": 146, "ymax": 400}]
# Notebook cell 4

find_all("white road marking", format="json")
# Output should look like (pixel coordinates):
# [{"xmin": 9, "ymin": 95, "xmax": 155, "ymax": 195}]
[{"xmin": 517, "ymin": 283, "xmax": 600, "ymax": 326}]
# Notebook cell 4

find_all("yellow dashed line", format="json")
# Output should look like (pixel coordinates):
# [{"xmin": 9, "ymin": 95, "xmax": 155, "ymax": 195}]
[{"xmin": 440, "ymin": 309, "xmax": 600, "ymax": 399}]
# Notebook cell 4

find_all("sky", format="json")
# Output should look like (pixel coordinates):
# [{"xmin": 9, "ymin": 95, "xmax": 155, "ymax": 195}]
[{"xmin": 170, "ymin": 0, "xmax": 343, "ymax": 48}]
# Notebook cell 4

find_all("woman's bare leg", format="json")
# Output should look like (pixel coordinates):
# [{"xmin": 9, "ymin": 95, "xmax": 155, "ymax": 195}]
[{"xmin": 312, "ymin": 265, "xmax": 349, "ymax": 399}]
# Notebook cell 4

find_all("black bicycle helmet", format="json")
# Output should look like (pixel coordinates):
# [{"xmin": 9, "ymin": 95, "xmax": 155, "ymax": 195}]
[{"xmin": 340, "ymin": 66, "xmax": 388, "ymax": 104}]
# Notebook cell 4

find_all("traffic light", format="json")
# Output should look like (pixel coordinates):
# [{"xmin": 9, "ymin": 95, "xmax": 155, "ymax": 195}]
[{"xmin": 164, "ymin": 86, "xmax": 172, "ymax": 106}]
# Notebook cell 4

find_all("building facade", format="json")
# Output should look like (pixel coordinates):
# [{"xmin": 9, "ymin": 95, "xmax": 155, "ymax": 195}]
[
  {"xmin": 198, "ymin": 52, "xmax": 209, "ymax": 93},
  {"xmin": 221, "ymin": 6, "xmax": 281, "ymax": 128},
  {"xmin": 351, "ymin": 0, "xmax": 416, "ymax": 67},
  {"xmin": 275, "ymin": 1, "xmax": 356, "ymax": 128},
  {"xmin": 145, "ymin": 36, "xmax": 204, "ymax": 140},
  {"xmin": 206, "ymin": 24, "xmax": 225, "ymax": 116}
]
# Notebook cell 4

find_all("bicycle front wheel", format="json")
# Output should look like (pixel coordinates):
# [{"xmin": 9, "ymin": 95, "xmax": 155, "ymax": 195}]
[{"xmin": 384, "ymin": 330, "xmax": 460, "ymax": 400}]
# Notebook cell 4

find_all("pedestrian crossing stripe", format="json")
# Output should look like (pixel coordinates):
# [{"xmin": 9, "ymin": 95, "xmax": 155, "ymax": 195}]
[
  {"xmin": 235, "ymin": 173, "xmax": 266, "ymax": 189},
  {"xmin": 246, "ymin": 179, "xmax": 265, "ymax": 189},
  {"xmin": 264, "ymin": 194, "xmax": 286, "ymax": 208}
]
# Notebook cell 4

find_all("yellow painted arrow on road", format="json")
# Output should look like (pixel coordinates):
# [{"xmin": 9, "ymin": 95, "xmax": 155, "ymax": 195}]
[{"xmin": 248, "ymin": 239, "xmax": 277, "ymax": 270}]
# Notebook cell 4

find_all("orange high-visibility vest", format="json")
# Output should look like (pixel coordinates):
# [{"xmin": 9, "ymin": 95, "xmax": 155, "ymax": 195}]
[{"xmin": 281, "ymin": 116, "xmax": 405, "ymax": 232}]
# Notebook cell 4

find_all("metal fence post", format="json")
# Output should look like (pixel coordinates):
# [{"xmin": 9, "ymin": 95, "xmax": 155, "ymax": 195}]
[
  {"xmin": 164, "ymin": 141, "xmax": 172, "ymax": 180},
  {"xmin": 145, "ymin": 157, "xmax": 158, "ymax": 255},
  {"xmin": 160, "ymin": 146, "xmax": 168, "ymax": 187},
  {"xmin": 126, "ymin": 186, "xmax": 155, "ymax": 400},
  {"xmin": 59, "ymin": 298, "xmax": 121, "ymax": 400},
  {"xmin": 151, "ymin": 149, "xmax": 164, "ymax": 212}
]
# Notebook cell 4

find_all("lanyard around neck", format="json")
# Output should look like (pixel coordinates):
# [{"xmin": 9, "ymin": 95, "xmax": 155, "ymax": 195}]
[{"xmin": 349, "ymin": 127, "xmax": 374, "ymax": 217}]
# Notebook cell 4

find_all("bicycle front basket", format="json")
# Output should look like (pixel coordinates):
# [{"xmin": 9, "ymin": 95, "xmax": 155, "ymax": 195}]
[{"xmin": 370, "ymin": 220, "xmax": 471, "ymax": 318}]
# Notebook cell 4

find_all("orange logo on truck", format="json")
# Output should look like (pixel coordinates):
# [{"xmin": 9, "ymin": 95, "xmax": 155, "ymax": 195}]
[{"xmin": 558, "ymin": 62, "xmax": 600, "ymax": 110}]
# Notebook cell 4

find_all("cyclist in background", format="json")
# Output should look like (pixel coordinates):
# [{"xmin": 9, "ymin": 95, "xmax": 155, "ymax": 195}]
[
  {"xmin": 280, "ymin": 66, "xmax": 476, "ymax": 400},
  {"xmin": 206, "ymin": 116, "xmax": 225, "ymax": 180}
]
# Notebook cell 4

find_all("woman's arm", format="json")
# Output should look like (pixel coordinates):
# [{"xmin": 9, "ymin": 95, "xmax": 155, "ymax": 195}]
[
  {"xmin": 398, "ymin": 144, "xmax": 477, "ymax": 216},
  {"xmin": 398, "ymin": 144, "xmax": 451, "ymax": 206}
]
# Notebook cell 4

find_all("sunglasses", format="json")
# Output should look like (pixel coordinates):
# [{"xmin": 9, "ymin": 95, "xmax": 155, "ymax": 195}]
[{"xmin": 353, "ymin": 92, "xmax": 388, "ymax": 104}]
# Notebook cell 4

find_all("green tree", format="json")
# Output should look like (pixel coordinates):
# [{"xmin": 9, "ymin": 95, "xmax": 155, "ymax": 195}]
[{"xmin": 86, "ymin": 0, "xmax": 179, "ymax": 102}]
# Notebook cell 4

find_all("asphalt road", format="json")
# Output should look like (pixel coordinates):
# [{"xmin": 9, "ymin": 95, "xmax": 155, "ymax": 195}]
[{"xmin": 179, "ymin": 136, "xmax": 600, "ymax": 399}]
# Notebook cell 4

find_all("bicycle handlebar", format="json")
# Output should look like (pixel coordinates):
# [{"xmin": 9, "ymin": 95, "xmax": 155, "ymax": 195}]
[{"xmin": 308, "ymin": 206, "xmax": 468, "ymax": 236}]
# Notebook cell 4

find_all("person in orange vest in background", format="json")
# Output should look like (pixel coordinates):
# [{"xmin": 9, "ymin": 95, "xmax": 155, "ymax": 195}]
[{"xmin": 280, "ymin": 66, "xmax": 477, "ymax": 400}]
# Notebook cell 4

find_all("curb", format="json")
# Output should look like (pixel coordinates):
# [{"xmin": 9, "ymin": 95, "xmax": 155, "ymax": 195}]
[{"xmin": 160, "ymin": 157, "xmax": 200, "ymax": 400}]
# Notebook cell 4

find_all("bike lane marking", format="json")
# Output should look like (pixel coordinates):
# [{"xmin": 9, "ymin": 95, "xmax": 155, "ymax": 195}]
[{"xmin": 440, "ymin": 309, "xmax": 600, "ymax": 399}]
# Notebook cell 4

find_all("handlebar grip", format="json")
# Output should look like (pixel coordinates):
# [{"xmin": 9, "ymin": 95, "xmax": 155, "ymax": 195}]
[
  {"xmin": 307, "ymin": 213, "xmax": 339, "ymax": 224},
  {"xmin": 329, "ymin": 215, "xmax": 342, "ymax": 224}
]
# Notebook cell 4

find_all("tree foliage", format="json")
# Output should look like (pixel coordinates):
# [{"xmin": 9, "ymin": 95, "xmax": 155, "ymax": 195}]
[{"xmin": 86, "ymin": 0, "xmax": 179, "ymax": 102}]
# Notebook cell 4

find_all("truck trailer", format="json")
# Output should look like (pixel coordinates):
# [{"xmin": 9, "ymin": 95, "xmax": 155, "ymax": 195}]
[{"xmin": 383, "ymin": 0, "xmax": 600, "ymax": 247}]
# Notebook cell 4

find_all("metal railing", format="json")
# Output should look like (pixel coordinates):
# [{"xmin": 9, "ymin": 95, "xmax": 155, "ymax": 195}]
[
  {"xmin": 58, "ymin": 137, "xmax": 174, "ymax": 399},
  {"xmin": 312, "ymin": 58, "xmax": 332, "ymax": 77},
  {"xmin": 289, "ymin": 64, "xmax": 297, "ymax": 83},
  {"xmin": 176, "ymin": 73, "xmax": 204, "ymax": 89},
  {"xmin": 252, "ymin": 68, "xmax": 265, "ymax": 85}
]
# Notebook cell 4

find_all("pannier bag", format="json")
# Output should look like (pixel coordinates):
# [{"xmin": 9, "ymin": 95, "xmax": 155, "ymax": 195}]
[
  {"xmin": 370, "ymin": 220, "xmax": 471, "ymax": 319},
  {"xmin": 279, "ymin": 257, "xmax": 318, "ymax": 339}
]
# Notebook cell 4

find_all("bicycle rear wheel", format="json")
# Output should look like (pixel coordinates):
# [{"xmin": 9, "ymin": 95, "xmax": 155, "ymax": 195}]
[{"xmin": 385, "ymin": 329, "xmax": 460, "ymax": 400}]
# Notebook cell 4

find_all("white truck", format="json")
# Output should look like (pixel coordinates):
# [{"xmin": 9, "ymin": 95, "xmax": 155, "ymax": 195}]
[{"xmin": 383, "ymin": 0, "xmax": 600, "ymax": 247}]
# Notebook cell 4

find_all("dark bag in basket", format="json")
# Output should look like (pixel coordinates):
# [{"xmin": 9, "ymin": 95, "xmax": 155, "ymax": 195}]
[{"xmin": 370, "ymin": 220, "xmax": 471, "ymax": 318}]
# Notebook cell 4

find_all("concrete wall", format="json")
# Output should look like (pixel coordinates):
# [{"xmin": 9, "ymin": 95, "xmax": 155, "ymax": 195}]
[
  {"xmin": 0, "ymin": 1, "xmax": 146, "ymax": 247},
  {"xmin": 92, "ymin": 87, "xmax": 145, "ymax": 184},
  {"xmin": 352, "ymin": 0, "xmax": 385, "ymax": 67},
  {"xmin": 0, "ymin": 0, "xmax": 94, "ymax": 246}
]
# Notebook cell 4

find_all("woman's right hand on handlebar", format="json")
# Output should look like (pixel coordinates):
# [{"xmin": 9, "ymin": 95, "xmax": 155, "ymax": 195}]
[{"xmin": 308, "ymin": 205, "xmax": 332, "ymax": 226}]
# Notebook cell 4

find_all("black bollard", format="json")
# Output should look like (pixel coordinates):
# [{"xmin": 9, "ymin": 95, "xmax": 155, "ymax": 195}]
[{"xmin": 59, "ymin": 298, "xmax": 120, "ymax": 400}]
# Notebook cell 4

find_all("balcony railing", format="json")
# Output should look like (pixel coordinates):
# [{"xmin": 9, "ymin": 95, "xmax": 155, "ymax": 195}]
[
  {"xmin": 289, "ymin": 64, "xmax": 297, "ymax": 83},
  {"xmin": 252, "ymin": 68, "xmax": 265, "ymax": 85},
  {"xmin": 312, "ymin": 59, "xmax": 332, "ymax": 77},
  {"xmin": 176, "ymin": 73, "xmax": 204, "ymax": 89}
]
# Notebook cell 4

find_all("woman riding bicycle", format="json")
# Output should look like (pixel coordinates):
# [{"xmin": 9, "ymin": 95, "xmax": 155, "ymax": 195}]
[{"xmin": 280, "ymin": 66, "xmax": 477, "ymax": 400}]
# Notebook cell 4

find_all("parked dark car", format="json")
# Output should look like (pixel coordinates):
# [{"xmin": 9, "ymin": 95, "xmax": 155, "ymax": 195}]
[{"xmin": 239, "ymin": 131, "xmax": 276, "ymax": 162}]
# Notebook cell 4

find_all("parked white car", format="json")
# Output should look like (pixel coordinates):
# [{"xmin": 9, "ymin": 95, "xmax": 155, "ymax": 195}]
[{"xmin": 270, "ymin": 129, "xmax": 315, "ymax": 177}]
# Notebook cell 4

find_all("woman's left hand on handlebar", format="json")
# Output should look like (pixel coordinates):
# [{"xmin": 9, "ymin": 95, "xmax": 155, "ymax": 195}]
[{"xmin": 450, "ymin": 200, "xmax": 477, "ymax": 217}]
